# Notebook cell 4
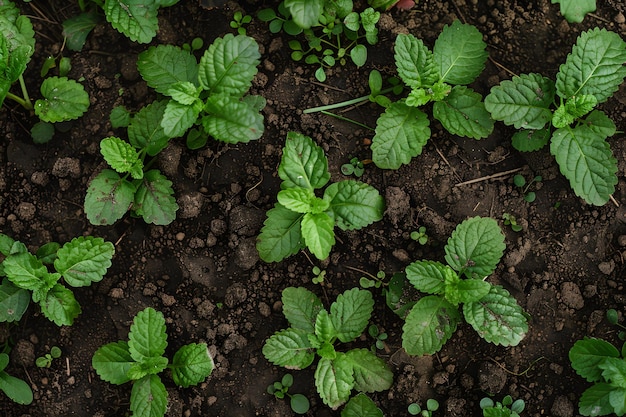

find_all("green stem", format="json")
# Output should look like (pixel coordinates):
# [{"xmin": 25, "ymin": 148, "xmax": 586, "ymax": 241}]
[
  {"xmin": 319, "ymin": 110, "xmax": 374, "ymax": 130},
  {"xmin": 18, "ymin": 75, "xmax": 33, "ymax": 110},
  {"xmin": 303, "ymin": 86, "xmax": 395, "ymax": 114},
  {"xmin": 5, "ymin": 91, "xmax": 29, "ymax": 109}
]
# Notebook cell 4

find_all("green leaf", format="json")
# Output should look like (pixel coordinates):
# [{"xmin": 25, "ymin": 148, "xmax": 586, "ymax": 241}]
[
  {"xmin": 110, "ymin": 106, "xmax": 131, "ymax": 129},
  {"xmin": 84, "ymin": 170, "xmax": 136, "ymax": 226},
  {"xmin": 394, "ymin": 33, "xmax": 439, "ymax": 89},
  {"xmin": 578, "ymin": 383, "xmax": 615, "ymax": 416},
  {"xmin": 162, "ymin": 99, "xmax": 201, "ymax": 138},
  {"xmin": 0, "ymin": 3, "xmax": 35, "ymax": 54},
  {"xmin": 278, "ymin": 188, "xmax": 329, "ymax": 214},
  {"xmin": 433, "ymin": 86, "xmax": 494, "ymax": 139},
  {"xmin": 341, "ymin": 393, "xmax": 383, "ymax": 417},
  {"xmin": 556, "ymin": 28, "xmax": 626, "ymax": 103},
  {"xmin": 344, "ymin": 348, "xmax": 393, "ymax": 392},
  {"xmin": 133, "ymin": 170, "xmax": 178, "ymax": 225},
  {"xmin": 552, "ymin": 94, "xmax": 598, "ymax": 129},
  {"xmin": 128, "ymin": 100, "xmax": 171, "ymax": 156},
  {"xmin": 463, "ymin": 285, "xmax": 528, "ymax": 346},
  {"xmin": 201, "ymin": 94, "xmax": 264, "ymax": 143},
  {"xmin": 54, "ymin": 236, "xmax": 114, "ymax": 288},
  {"xmin": 454, "ymin": 279, "xmax": 491, "ymax": 304},
  {"xmin": 511, "ymin": 128, "xmax": 551, "ymax": 152},
  {"xmin": 100, "ymin": 137, "xmax": 144, "ymax": 179},
  {"xmin": 583, "ymin": 110, "xmax": 617, "ymax": 139},
  {"xmin": 257, "ymin": 203, "xmax": 304, "ymax": 262},
  {"xmin": 330, "ymin": 288, "xmax": 374, "ymax": 343},
  {"xmin": 402, "ymin": 295, "xmax": 460, "ymax": 356},
  {"xmin": 282, "ymin": 287, "xmax": 323, "ymax": 333},
  {"xmin": 324, "ymin": 181, "xmax": 384, "ymax": 231},
  {"xmin": 41, "ymin": 284, "xmax": 81, "ymax": 326},
  {"xmin": 262, "ymin": 328, "xmax": 315, "ymax": 369},
  {"xmin": 127, "ymin": 356, "xmax": 168, "ymax": 380},
  {"xmin": 569, "ymin": 337, "xmax": 621, "ymax": 382},
  {"xmin": 371, "ymin": 102, "xmax": 431, "ymax": 169},
  {"xmin": 301, "ymin": 212, "xmax": 335, "ymax": 260},
  {"xmin": 315, "ymin": 309, "xmax": 337, "ymax": 343},
  {"xmin": 484, "ymin": 73, "xmax": 555, "ymax": 130},
  {"xmin": 406, "ymin": 260, "xmax": 455, "ymax": 295},
  {"xmin": 198, "ymin": 34, "xmax": 260, "ymax": 96},
  {"xmin": 34, "ymin": 77, "xmax": 90, "ymax": 123},
  {"xmin": 103, "ymin": 0, "xmax": 159, "ymax": 43},
  {"xmin": 550, "ymin": 125, "xmax": 617, "ymax": 206},
  {"xmin": 284, "ymin": 0, "xmax": 323, "ymax": 29},
  {"xmin": 171, "ymin": 343, "xmax": 214, "ymax": 388},
  {"xmin": 279, "ymin": 132, "xmax": 330, "ymax": 190},
  {"xmin": 0, "ymin": 369, "xmax": 33, "ymax": 405},
  {"xmin": 599, "ymin": 357, "xmax": 626, "ymax": 387},
  {"xmin": 137, "ymin": 45, "xmax": 198, "ymax": 95},
  {"xmin": 0, "ymin": 279, "xmax": 29, "ymax": 322},
  {"xmin": 551, "ymin": 0, "xmax": 596, "ymax": 23},
  {"xmin": 62, "ymin": 9, "xmax": 100, "ymax": 51},
  {"xmin": 433, "ymin": 20, "xmax": 488, "ymax": 85},
  {"xmin": 167, "ymin": 81, "xmax": 200, "ymax": 105},
  {"xmin": 3, "ymin": 252, "xmax": 48, "ymax": 291},
  {"xmin": 315, "ymin": 355, "xmax": 354, "ymax": 410},
  {"xmin": 350, "ymin": 44, "xmax": 367, "ymax": 67},
  {"xmin": 610, "ymin": 387, "xmax": 626, "ymax": 415},
  {"xmin": 130, "ymin": 374, "xmax": 168, "ymax": 417},
  {"xmin": 92, "ymin": 341, "xmax": 133, "ymax": 385},
  {"xmin": 128, "ymin": 307, "xmax": 168, "ymax": 363},
  {"xmin": 444, "ymin": 217, "xmax": 505, "ymax": 279}
]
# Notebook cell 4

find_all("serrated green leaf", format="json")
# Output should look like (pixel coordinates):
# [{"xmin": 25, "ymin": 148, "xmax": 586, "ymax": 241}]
[
  {"xmin": 130, "ymin": 374, "xmax": 168, "ymax": 417},
  {"xmin": 133, "ymin": 169, "xmax": 178, "ymax": 225},
  {"xmin": 171, "ymin": 343, "xmax": 213, "ymax": 388},
  {"xmin": 0, "ymin": 369, "xmax": 33, "ymax": 405},
  {"xmin": 128, "ymin": 100, "xmax": 171, "ymax": 156},
  {"xmin": 552, "ymin": 94, "xmax": 598, "ymax": 129},
  {"xmin": 103, "ymin": 0, "xmax": 159, "ymax": 43},
  {"xmin": 455, "ymin": 279, "xmax": 491, "ymax": 304},
  {"xmin": 137, "ymin": 45, "xmax": 198, "ymax": 94},
  {"xmin": 100, "ymin": 137, "xmax": 143, "ymax": 179},
  {"xmin": 110, "ymin": 106, "xmax": 131, "ymax": 128},
  {"xmin": 0, "ymin": 234, "xmax": 15, "ymax": 256},
  {"xmin": 202, "ymin": 94, "xmax": 264, "ymax": 143},
  {"xmin": 62, "ymin": 9, "xmax": 99, "ymax": 51},
  {"xmin": 85, "ymin": 170, "xmax": 136, "ymax": 226},
  {"xmin": 257, "ymin": 203, "xmax": 304, "ymax": 262},
  {"xmin": 583, "ymin": 110, "xmax": 617, "ymax": 139},
  {"xmin": 599, "ymin": 357, "xmax": 626, "ymax": 387},
  {"xmin": 433, "ymin": 86, "xmax": 494, "ymax": 139},
  {"xmin": 167, "ymin": 81, "xmax": 200, "ymax": 105},
  {"xmin": 570, "ymin": 337, "xmax": 621, "ymax": 382},
  {"xmin": 41, "ymin": 284, "xmax": 81, "ymax": 326},
  {"xmin": 301, "ymin": 212, "xmax": 335, "ymax": 260},
  {"xmin": 30, "ymin": 271, "xmax": 59, "ymax": 304},
  {"xmin": 434, "ymin": 20, "xmax": 488, "ymax": 85},
  {"xmin": 162, "ymin": 99, "xmax": 201, "ymax": 138},
  {"xmin": 36, "ymin": 242, "xmax": 60, "ymax": 264},
  {"xmin": 485, "ymin": 73, "xmax": 555, "ymax": 130},
  {"xmin": 341, "ymin": 393, "xmax": 383, "ymax": 417},
  {"xmin": 610, "ymin": 387, "xmax": 626, "ymax": 415},
  {"xmin": 54, "ymin": 236, "xmax": 114, "ymax": 288},
  {"xmin": 0, "ymin": 278, "xmax": 29, "ymax": 322},
  {"xmin": 284, "ymin": 0, "xmax": 323, "ymax": 29},
  {"xmin": 406, "ymin": 261, "xmax": 456, "ymax": 295},
  {"xmin": 394, "ymin": 33, "xmax": 439, "ymax": 89},
  {"xmin": 511, "ymin": 128, "xmax": 551, "ymax": 152},
  {"xmin": 371, "ymin": 102, "xmax": 431, "ymax": 169},
  {"xmin": 34, "ymin": 77, "xmax": 89, "ymax": 123},
  {"xmin": 92, "ymin": 341, "xmax": 133, "ymax": 385},
  {"xmin": 463, "ymin": 285, "xmax": 527, "ymax": 346},
  {"xmin": 551, "ymin": 0, "xmax": 596, "ymax": 23},
  {"xmin": 330, "ymin": 288, "xmax": 374, "ymax": 343},
  {"xmin": 128, "ymin": 307, "xmax": 168, "ymax": 363},
  {"xmin": 127, "ymin": 356, "xmax": 168, "ymax": 380},
  {"xmin": 556, "ymin": 28, "xmax": 626, "ymax": 103},
  {"xmin": 324, "ymin": 181, "xmax": 384, "ymax": 231},
  {"xmin": 550, "ymin": 125, "xmax": 617, "ymax": 206},
  {"xmin": 402, "ymin": 295, "xmax": 460, "ymax": 356},
  {"xmin": 279, "ymin": 132, "xmax": 330, "ymax": 190},
  {"xmin": 345, "ymin": 349, "xmax": 393, "ymax": 392},
  {"xmin": 282, "ymin": 287, "xmax": 323, "ymax": 333},
  {"xmin": 578, "ymin": 383, "xmax": 615, "ymax": 416},
  {"xmin": 315, "ymin": 309, "xmax": 337, "ymax": 343},
  {"xmin": 315, "ymin": 355, "xmax": 354, "ymax": 410},
  {"xmin": 277, "ymin": 187, "xmax": 326, "ymax": 214},
  {"xmin": 198, "ymin": 34, "xmax": 260, "ymax": 96},
  {"xmin": 3, "ymin": 252, "xmax": 48, "ymax": 291},
  {"xmin": 262, "ymin": 328, "xmax": 315, "ymax": 369}
]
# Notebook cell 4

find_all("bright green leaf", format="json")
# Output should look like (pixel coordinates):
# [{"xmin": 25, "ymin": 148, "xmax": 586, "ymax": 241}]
[
  {"xmin": 341, "ymin": 393, "xmax": 383, "ymax": 417},
  {"xmin": 0, "ymin": 278, "xmax": 29, "ymax": 322},
  {"xmin": 3, "ymin": 252, "xmax": 48, "ymax": 291},
  {"xmin": 54, "ymin": 236, "xmax": 114, "ymax": 288},
  {"xmin": 257, "ymin": 203, "xmax": 304, "ymax": 262},
  {"xmin": 284, "ymin": 0, "xmax": 323, "ymax": 29},
  {"xmin": 202, "ymin": 94, "xmax": 264, "ymax": 143},
  {"xmin": 262, "ymin": 328, "xmax": 315, "ymax": 369},
  {"xmin": 301, "ymin": 212, "xmax": 335, "ymax": 260},
  {"xmin": 315, "ymin": 355, "xmax": 354, "ymax": 409},
  {"xmin": 402, "ymin": 295, "xmax": 460, "ymax": 356},
  {"xmin": 324, "ymin": 180, "xmax": 384, "ymax": 231},
  {"xmin": 394, "ymin": 33, "xmax": 439, "ymax": 88},
  {"xmin": 171, "ymin": 343, "xmax": 213, "ymax": 388},
  {"xmin": 570, "ymin": 337, "xmax": 621, "ymax": 382},
  {"xmin": 100, "ymin": 137, "xmax": 143, "ymax": 179},
  {"xmin": 41, "ymin": 284, "xmax": 81, "ymax": 326},
  {"xmin": 281, "ymin": 287, "xmax": 323, "ymax": 333},
  {"xmin": 330, "ymin": 288, "xmax": 374, "ymax": 343},
  {"xmin": 103, "ymin": 0, "xmax": 159, "ymax": 43},
  {"xmin": 0, "ymin": 369, "xmax": 33, "ymax": 405},
  {"xmin": 433, "ymin": 20, "xmax": 488, "ymax": 85},
  {"xmin": 133, "ymin": 170, "xmax": 178, "ymax": 225},
  {"xmin": 162, "ymin": 99, "xmax": 201, "ymax": 138},
  {"xmin": 315, "ymin": 309, "xmax": 337, "ymax": 343},
  {"xmin": 551, "ymin": 0, "xmax": 596, "ymax": 23},
  {"xmin": 406, "ymin": 261, "xmax": 455, "ymax": 295},
  {"xmin": 128, "ymin": 307, "xmax": 168, "ymax": 363},
  {"xmin": 128, "ymin": 100, "xmax": 171, "ymax": 156},
  {"xmin": 433, "ymin": 85, "xmax": 494, "ymax": 139},
  {"xmin": 92, "ymin": 341, "xmax": 133, "ymax": 385},
  {"xmin": 130, "ymin": 374, "xmax": 168, "ymax": 417},
  {"xmin": 345, "ymin": 348, "xmax": 393, "ymax": 392},
  {"xmin": 278, "ymin": 188, "xmax": 326, "ymax": 214},
  {"xmin": 279, "ymin": 132, "xmax": 330, "ymax": 190},
  {"xmin": 137, "ymin": 45, "xmax": 198, "ymax": 94},
  {"xmin": 552, "ymin": 94, "xmax": 597, "ymax": 128},
  {"xmin": 34, "ymin": 77, "xmax": 90, "ymax": 123}
]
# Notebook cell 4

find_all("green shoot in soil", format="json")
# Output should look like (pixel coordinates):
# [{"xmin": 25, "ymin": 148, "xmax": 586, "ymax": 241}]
[
  {"xmin": 408, "ymin": 398, "xmax": 440, "ymax": 416},
  {"xmin": 513, "ymin": 174, "xmax": 541, "ymax": 203},
  {"xmin": 36, "ymin": 346, "xmax": 61, "ymax": 368},
  {"xmin": 230, "ymin": 10, "xmax": 252, "ymax": 35},
  {"xmin": 267, "ymin": 373, "xmax": 310, "ymax": 414},
  {"xmin": 410, "ymin": 226, "xmax": 429, "ymax": 245},
  {"xmin": 312, "ymin": 266, "xmax": 327, "ymax": 284},
  {"xmin": 341, "ymin": 157, "xmax": 365, "ymax": 177},
  {"xmin": 342, "ymin": 393, "xmax": 384, "ymax": 416},
  {"xmin": 502, "ymin": 213, "xmax": 523, "ymax": 232},
  {"xmin": 480, "ymin": 395, "xmax": 525, "ymax": 417},
  {"xmin": 368, "ymin": 324, "xmax": 388, "ymax": 351}
]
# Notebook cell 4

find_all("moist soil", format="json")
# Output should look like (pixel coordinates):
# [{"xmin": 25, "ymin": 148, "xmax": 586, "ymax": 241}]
[{"xmin": 1, "ymin": 1, "xmax": 626, "ymax": 416}]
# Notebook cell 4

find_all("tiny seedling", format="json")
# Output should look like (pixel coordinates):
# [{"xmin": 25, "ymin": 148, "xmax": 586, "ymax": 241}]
[
  {"xmin": 256, "ymin": 132, "xmax": 384, "ymax": 262},
  {"xmin": 359, "ymin": 270, "xmax": 386, "ymax": 289},
  {"xmin": 230, "ymin": 10, "xmax": 252, "ymax": 35},
  {"xmin": 36, "ymin": 346, "xmax": 62, "ymax": 368},
  {"xmin": 182, "ymin": 37, "xmax": 204, "ymax": 53},
  {"xmin": 607, "ymin": 309, "xmax": 626, "ymax": 341},
  {"xmin": 341, "ymin": 157, "xmax": 365, "ymax": 177},
  {"xmin": 267, "ymin": 373, "xmax": 310, "ymax": 414},
  {"xmin": 92, "ymin": 307, "xmax": 214, "ymax": 417},
  {"xmin": 480, "ymin": 395, "xmax": 525, "ymax": 417},
  {"xmin": 263, "ymin": 287, "xmax": 393, "ymax": 409},
  {"xmin": 0, "ymin": 352, "xmax": 33, "ymax": 405},
  {"xmin": 312, "ymin": 266, "xmax": 327, "ymax": 285},
  {"xmin": 368, "ymin": 324, "xmax": 388, "ymax": 351},
  {"xmin": 0, "ymin": 233, "xmax": 115, "ymax": 326},
  {"xmin": 401, "ymin": 217, "xmax": 528, "ymax": 356},
  {"xmin": 410, "ymin": 226, "xmax": 429, "ymax": 245},
  {"xmin": 513, "ymin": 174, "xmax": 541, "ymax": 203},
  {"xmin": 485, "ymin": 28, "xmax": 626, "ymax": 206},
  {"xmin": 502, "ymin": 213, "xmax": 522, "ymax": 232},
  {"xmin": 342, "ymin": 393, "xmax": 384, "ymax": 416},
  {"xmin": 551, "ymin": 0, "xmax": 596, "ymax": 23},
  {"xmin": 408, "ymin": 398, "xmax": 440, "ymax": 416}
]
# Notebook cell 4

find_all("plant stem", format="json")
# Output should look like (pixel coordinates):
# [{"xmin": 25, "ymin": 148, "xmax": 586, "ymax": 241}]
[
  {"xmin": 17, "ymin": 75, "xmax": 33, "ymax": 110},
  {"xmin": 303, "ymin": 86, "xmax": 395, "ymax": 114},
  {"xmin": 319, "ymin": 110, "xmax": 374, "ymax": 130}
]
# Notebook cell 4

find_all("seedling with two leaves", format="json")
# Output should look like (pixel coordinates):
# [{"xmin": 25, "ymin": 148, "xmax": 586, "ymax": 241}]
[
  {"xmin": 311, "ymin": 266, "xmax": 327, "ymax": 284},
  {"xmin": 485, "ymin": 28, "xmax": 626, "ymax": 206},
  {"xmin": 502, "ymin": 213, "xmax": 523, "ymax": 232},
  {"xmin": 36, "ymin": 346, "xmax": 62, "ymax": 368},
  {"xmin": 408, "ymin": 399, "xmax": 440, "ymax": 416},
  {"xmin": 267, "ymin": 373, "xmax": 310, "ymax": 414},
  {"xmin": 480, "ymin": 395, "xmax": 525, "ymax": 417},
  {"xmin": 92, "ymin": 307, "xmax": 214, "ymax": 417},
  {"xmin": 262, "ymin": 287, "xmax": 393, "ymax": 409},
  {"xmin": 368, "ymin": 324, "xmax": 388, "ymax": 351},
  {"xmin": 513, "ymin": 174, "xmax": 541, "ymax": 203},
  {"xmin": 256, "ymin": 132, "xmax": 384, "ymax": 262}
]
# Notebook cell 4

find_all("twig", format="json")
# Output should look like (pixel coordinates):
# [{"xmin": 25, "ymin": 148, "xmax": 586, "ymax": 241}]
[
  {"xmin": 433, "ymin": 143, "xmax": 462, "ymax": 183},
  {"xmin": 489, "ymin": 57, "xmax": 517, "ymax": 78},
  {"xmin": 454, "ymin": 167, "xmax": 523, "ymax": 187},
  {"xmin": 294, "ymin": 76, "xmax": 346, "ymax": 93},
  {"xmin": 588, "ymin": 12, "xmax": 610, "ymax": 23},
  {"xmin": 610, "ymin": 195, "xmax": 620, "ymax": 207}
]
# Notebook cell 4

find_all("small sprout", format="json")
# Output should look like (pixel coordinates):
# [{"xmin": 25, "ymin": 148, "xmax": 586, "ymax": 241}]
[
  {"xmin": 502, "ymin": 213, "xmax": 523, "ymax": 232},
  {"xmin": 480, "ymin": 395, "xmax": 525, "ymax": 417},
  {"xmin": 410, "ymin": 226, "xmax": 429, "ymax": 244},
  {"xmin": 368, "ymin": 324, "xmax": 388, "ymax": 351},
  {"xmin": 359, "ymin": 270, "xmax": 385, "ymax": 289},
  {"xmin": 341, "ymin": 157, "xmax": 365, "ymax": 177},
  {"xmin": 36, "ymin": 346, "xmax": 61, "ymax": 368},
  {"xmin": 312, "ymin": 266, "xmax": 326, "ymax": 285},
  {"xmin": 408, "ymin": 398, "xmax": 439, "ymax": 416},
  {"xmin": 606, "ymin": 309, "xmax": 626, "ymax": 340},
  {"xmin": 182, "ymin": 37, "xmax": 204, "ymax": 52},
  {"xmin": 230, "ymin": 11, "xmax": 252, "ymax": 35},
  {"xmin": 513, "ymin": 174, "xmax": 541, "ymax": 203},
  {"xmin": 267, "ymin": 373, "xmax": 310, "ymax": 414}
]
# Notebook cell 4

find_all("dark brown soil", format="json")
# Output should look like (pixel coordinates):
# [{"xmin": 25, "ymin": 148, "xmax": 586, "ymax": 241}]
[{"xmin": 1, "ymin": 1, "xmax": 625, "ymax": 416}]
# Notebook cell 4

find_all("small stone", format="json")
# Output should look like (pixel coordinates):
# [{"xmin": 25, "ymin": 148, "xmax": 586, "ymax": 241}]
[
  {"xmin": 598, "ymin": 260, "xmax": 615, "ymax": 275},
  {"xmin": 109, "ymin": 288, "xmax": 124, "ymax": 299},
  {"xmin": 175, "ymin": 232, "xmax": 185, "ymax": 241},
  {"xmin": 16, "ymin": 202, "xmax": 36, "ymax": 221},
  {"xmin": 560, "ymin": 282, "xmax": 584, "ymax": 310},
  {"xmin": 258, "ymin": 302, "xmax": 271, "ymax": 317},
  {"xmin": 615, "ymin": 12, "xmax": 625, "ymax": 24},
  {"xmin": 31, "ymin": 171, "xmax": 49, "ymax": 186},
  {"xmin": 161, "ymin": 294, "xmax": 176, "ymax": 306},
  {"xmin": 52, "ymin": 157, "xmax": 81, "ymax": 178}
]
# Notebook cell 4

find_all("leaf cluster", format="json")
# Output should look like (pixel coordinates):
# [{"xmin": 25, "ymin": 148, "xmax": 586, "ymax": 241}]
[
  {"xmin": 0, "ymin": 352, "xmax": 32, "ymax": 405},
  {"xmin": 256, "ymin": 132, "xmax": 384, "ymax": 262},
  {"xmin": 92, "ymin": 307, "xmax": 214, "ymax": 417},
  {"xmin": 485, "ymin": 28, "xmax": 626, "ymax": 206},
  {"xmin": 267, "ymin": 373, "xmax": 311, "ymax": 414},
  {"xmin": 401, "ymin": 217, "xmax": 528, "ymax": 356},
  {"xmin": 262, "ymin": 287, "xmax": 393, "ymax": 410},
  {"xmin": 480, "ymin": 395, "xmax": 525, "ymax": 417},
  {"xmin": 0, "ymin": 233, "xmax": 115, "ymax": 326}
]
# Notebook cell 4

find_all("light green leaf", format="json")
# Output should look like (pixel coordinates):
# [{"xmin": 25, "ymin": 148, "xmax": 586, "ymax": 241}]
[
  {"xmin": 284, "ymin": 0, "xmax": 323, "ymax": 29},
  {"xmin": 279, "ymin": 132, "xmax": 330, "ymax": 190},
  {"xmin": 315, "ymin": 309, "xmax": 337, "ymax": 343},
  {"xmin": 599, "ymin": 357, "xmax": 626, "ymax": 387},
  {"xmin": 128, "ymin": 307, "xmax": 168, "ymax": 363},
  {"xmin": 0, "ymin": 3, "xmax": 35, "ymax": 54},
  {"xmin": 202, "ymin": 94, "xmax": 264, "ymax": 143},
  {"xmin": 315, "ymin": 355, "xmax": 354, "ymax": 410},
  {"xmin": 34, "ymin": 77, "xmax": 89, "ymax": 123},
  {"xmin": 610, "ymin": 387, "xmax": 626, "ymax": 415},
  {"xmin": 100, "ymin": 137, "xmax": 143, "ymax": 180},
  {"xmin": 0, "ymin": 369, "xmax": 33, "ymax": 405},
  {"xmin": 341, "ymin": 393, "xmax": 383, "ymax": 417},
  {"xmin": 85, "ymin": 170, "xmax": 136, "ymax": 226},
  {"xmin": 127, "ymin": 356, "xmax": 168, "ymax": 380},
  {"xmin": 329, "ymin": 288, "xmax": 374, "ymax": 343},
  {"xmin": 128, "ymin": 100, "xmax": 171, "ymax": 156},
  {"xmin": 171, "ymin": 343, "xmax": 214, "ymax": 388},
  {"xmin": 484, "ymin": 73, "xmax": 555, "ymax": 130},
  {"xmin": 433, "ymin": 86, "xmax": 494, "ymax": 139},
  {"xmin": 406, "ymin": 260, "xmax": 455, "ymax": 295},
  {"xmin": 133, "ymin": 170, "xmax": 178, "ymax": 225},
  {"xmin": 103, "ymin": 0, "xmax": 159, "ymax": 43},
  {"xmin": 583, "ymin": 110, "xmax": 617, "ymax": 139},
  {"xmin": 137, "ymin": 45, "xmax": 198, "ymax": 94},
  {"xmin": 277, "ymin": 188, "xmax": 328, "ymax": 214},
  {"xmin": 0, "ymin": 234, "xmax": 16, "ymax": 256},
  {"xmin": 54, "ymin": 236, "xmax": 114, "ymax": 288},
  {"xmin": 130, "ymin": 374, "xmax": 168, "ymax": 417},
  {"xmin": 455, "ymin": 279, "xmax": 492, "ymax": 304},
  {"xmin": 578, "ymin": 383, "xmax": 615, "ymax": 416},
  {"xmin": 92, "ymin": 341, "xmax": 133, "ymax": 385},
  {"xmin": 162, "ymin": 99, "xmax": 201, "ymax": 138},
  {"xmin": 511, "ymin": 128, "xmax": 550, "ymax": 152},
  {"xmin": 556, "ymin": 28, "xmax": 626, "ymax": 103},
  {"xmin": 402, "ymin": 295, "xmax": 460, "ymax": 356},
  {"xmin": 551, "ymin": 0, "xmax": 596, "ymax": 23},
  {"xmin": 0, "ymin": 279, "xmax": 29, "ymax": 322},
  {"xmin": 444, "ymin": 217, "xmax": 505, "ymax": 279},
  {"xmin": 344, "ymin": 348, "xmax": 393, "ymax": 392},
  {"xmin": 550, "ymin": 125, "xmax": 617, "ymax": 206},
  {"xmin": 41, "ymin": 284, "xmax": 81, "ymax": 326},
  {"xmin": 394, "ymin": 33, "xmax": 439, "ymax": 89},
  {"xmin": 3, "ymin": 252, "xmax": 48, "ymax": 291},
  {"xmin": 282, "ymin": 287, "xmax": 323, "ymax": 334},
  {"xmin": 433, "ymin": 20, "xmax": 488, "ymax": 85},
  {"xmin": 463, "ymin": 285, "xmax": 528, "ymax": 346},
  {"xmin": 257, "ymin": 203, "xmax": 304, "ymax": 262},
  {"xmin": 552, "ymin": 94, "xmax": 597, "ymax": 129},
  {"xmin": 324, "ymin": 180, "xmax": 384, "ymax": 231},
  {"xmin": 350, "ymin": 44, "xmax": 367, "ymax": 67},
  {"xmin": 301, "ymin": 212, "xmax": 335, "ymax": 260},
  {"xmin": 262, "ymin": 328, "xmax": 315, "ymax": 369},
  {"xmin": 167, "ymin": 81, "xmax": 200, "ymax": 105},
  {"xmin": 371, "ymin": 102, "xmax": 431, "ymax": 169},
  {"xmin": 569, "ymin": 337, "xmax": 620, "ymax": 382}
]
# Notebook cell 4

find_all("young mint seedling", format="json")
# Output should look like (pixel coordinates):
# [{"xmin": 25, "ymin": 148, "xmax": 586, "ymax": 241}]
[
  {"xmin": 267, "ymin": 373, "xmax": 310, "ymax": 414},
  {"xmin": 408, "ymin": 398, "xmax": 440, "ymax": 416},
  {"xmin": 480, "ymin": 395, "xmax": 525, "ymax": 417},
  {"xmin": 0, "ymin": 352, "xmax": 33, "ymax": 405},
  {"xmin": 262, "ymin": 287, "xmax": 393, "ymax": 409},
  {"xmin": 485, "ymin": 28, "xmax": 626, "ymax": 206},
  {"xmin": 36, "ymin": 346, "xmax": 62, "ymax": 368},
  {"xmin": 513, "ymin": 174, "xmax": 541, "ymax": 203},
  {"xmin": 401, "ymin": 217, "xmax": 528, "ymax": 356},
  {"xmin": 341, "ymin": 157, "xmax": 365, "ymax": 177},
  {"xmin": 502, "ymin": 213, "xmax": 523, "ymax": 232},
  {"xmin": 312, "ymin": 266, "xmax": 327, "ymax": 285},
  {"xmin": 256, "ymin": 132, "xmax": 384, "ymax": 262},
  {"xmin": 92, "ymin": 307, "xmax": 214, "ymax": 417},
  {"xmin": 410, "ymin": 226, "xmax": 429, "ymax": 245},
  {"xmin": 230, "ymin": 10, "xmax": 252, "ymax": 35}
]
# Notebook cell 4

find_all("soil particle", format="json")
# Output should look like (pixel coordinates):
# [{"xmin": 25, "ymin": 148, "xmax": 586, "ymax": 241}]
[
  {"xmin": 224, "ymin": 283, "xmax": 248, "ymax": 308},
  {"xmin": 16, "ymin": 202, "xmax": 36, "ymax": 221},
  {"xmin": 180, "ymin": 255, "xmax": 217, "ymax": 288},
  {"xmin": 229, "ymin": 205, "xmax": 265, "ymax": 237},
  {"xmin": 52, "ymin": 157, "xmax": 81, "ymax": 178},
  {"xmin": 550, "ymin": 395, "xmax": 575, "ymax": 417},
  {"xmin": 385, "ymin": 186, "xmax": 411, "ymax": 226},
  {"xmin": 233, "ymin": 237, "xmax": 260, "ymax": 270},
  {"xmin": 478, "ymin": 361, "xmax": 507, "ymax": 394},
  {"xmin": 559, "ymin": 282, "xmax": 584, "ymax": 310},
  {"xmin": 177, "ymin": 192, "xmax": 204, "ymax": 219},
  {"xmin": 12, "ymin": 339, "xmax": 35, "ymax": 367},
  {"xmin": 30, "ymin": 171, "xmax": 49, "ymax": 186},
  {"xmin": 158, "ymin": 144, "xmax": 183, "ymax": 177}
]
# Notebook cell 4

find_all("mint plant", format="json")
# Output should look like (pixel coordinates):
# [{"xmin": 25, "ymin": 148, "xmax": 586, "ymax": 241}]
[
  {"xmin": 551, "ymin": 0, "xmax": 596, "ymax": 23},
  {"xmin": 36, "ymin": 346, "xmax": 62, "ymax": 368},
  {"xmin": 92, "ymin": 307, "xmax": 214, "ymax": 417},
  {"xmin": 263, "ymin": 287, "xmax": 393, "ymax": 409},
  {"xmin": 0, "ymin": 352, "xmax": 32, "ymax": 405},
  {"xmin": 137, "ymin": 33, "xmax": 265, "ymax": 148},
  {"xmin": 84, "ymin": 101, "xmax": 179, "ymax": 226},
  {"xmin": 256, "ymin": 132, "xmax": 384, "ymax": 262},
  {"xmin": 0, "ymin": 233, "xmax": 115, "ymax": 326},
  {"xmin": 267, "ymin": 373, "xmax": 310, "ymax": 414},
  {"xmin": 401, "ymin": 217, "xmax": 528, "ymax": 356},
  {"xmin": 485, "ymin": 28, "xmax": 626, "ymax": 206},
  {"xmin": 480, "ymin": 395, "xmax": 525, "ymax": 417}
]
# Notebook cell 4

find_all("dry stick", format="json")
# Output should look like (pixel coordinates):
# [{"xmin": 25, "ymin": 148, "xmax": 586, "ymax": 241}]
[
  {"xmin": 454, "ymin": 167, "xmax": 523, "ymax": 187},
  {"xmin": 294, "ymin": 76, "xmax": 346, "ymax": 93},
  {"xmin": 610, "ymin": 195, "xmax": 620, "ymax": 207},
  {"xmin": 433, "ymin": 143, "xmax": 463, "ymax": 183},
  {"xmin": 588, "ymin": 12, "xmax": 611, "ymax": 23},
  {"xmin": 489, "ymin": 57, "xmax": 518, "ymax": 78}
]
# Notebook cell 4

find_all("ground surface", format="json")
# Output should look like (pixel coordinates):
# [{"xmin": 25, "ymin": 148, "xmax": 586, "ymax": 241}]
[{"xmin": 1, "ymin": 1, "xmax": 626, "ymax": 416}]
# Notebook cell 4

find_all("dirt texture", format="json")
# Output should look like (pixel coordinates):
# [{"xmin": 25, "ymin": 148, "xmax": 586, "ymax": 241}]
[{"xmin": 1, "ymin": 1, "xmax": 626, "ymax": 416}]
